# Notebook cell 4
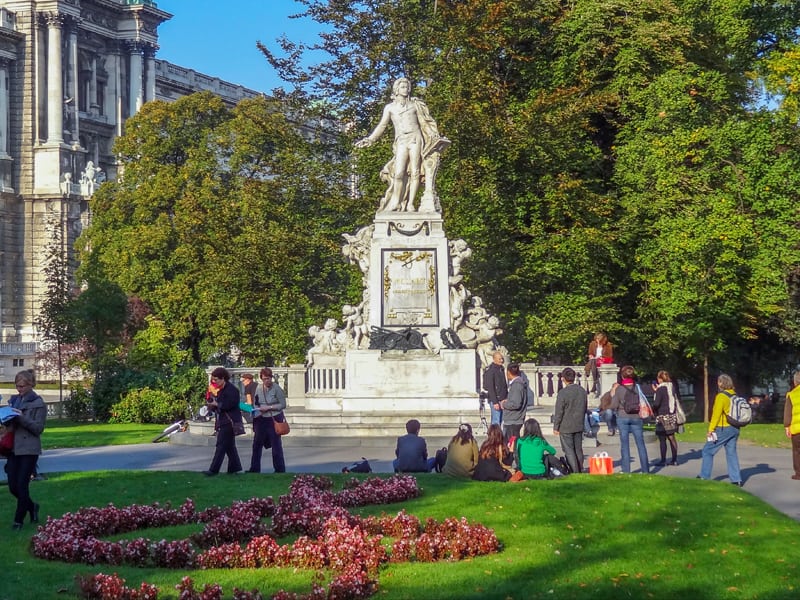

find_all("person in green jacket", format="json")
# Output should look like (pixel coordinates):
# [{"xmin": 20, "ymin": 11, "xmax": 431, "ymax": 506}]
[{"xmin": 515, "ymin": 418, "xmax": 557, "ymax": 479}]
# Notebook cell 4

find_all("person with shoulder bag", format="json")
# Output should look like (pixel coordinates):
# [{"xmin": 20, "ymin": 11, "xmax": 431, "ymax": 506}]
[
  {"xmin": 611, "ymin": 365, "xmax": 650, "ymax": 474},
  {"xmin": 202, "ymin": 367, "xmax": 244, "ymax": 476},
  {"xmin": 5, "ymin": 370, "xmax": 47, "ymax": 530},
  {"xmin": 652, "ymin": 370, "xmax": 679, "ymax": 466},
  {"xmin": 247, "ymin": 367, "xmax": 287, "ymax": 473}
]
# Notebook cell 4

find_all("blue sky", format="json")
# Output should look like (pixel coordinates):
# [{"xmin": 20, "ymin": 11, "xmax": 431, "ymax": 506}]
[{"xmin": 156, "ymin": 0, "xmax": 323, "ymax": 94}]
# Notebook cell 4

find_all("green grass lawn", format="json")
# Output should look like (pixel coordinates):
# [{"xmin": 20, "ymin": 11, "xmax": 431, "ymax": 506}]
[
  {"xmin": 42, "ymin": 420, "xmax": 170, "ymax": 448},
  {"xmin": 1, "ymin": 470, "xmax": 798, "ymax": 599},
  {"xmin": 42, "ymin": 420, "xmax": 792, "ymax": 450}
]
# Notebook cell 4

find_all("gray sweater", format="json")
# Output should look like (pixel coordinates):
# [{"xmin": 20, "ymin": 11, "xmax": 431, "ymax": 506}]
[
  {"xmin": 553, "ymin": 383, "xmax": 588, "ymax": 434},
  {"xmin": 9, "ymin": 392, "xmax": 46, "ymax": 456}
]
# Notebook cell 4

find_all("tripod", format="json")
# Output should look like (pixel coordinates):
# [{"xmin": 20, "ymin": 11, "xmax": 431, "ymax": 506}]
[{"xmin": 478, "ymin": 391, "xmax": 489, "ymax": 435}]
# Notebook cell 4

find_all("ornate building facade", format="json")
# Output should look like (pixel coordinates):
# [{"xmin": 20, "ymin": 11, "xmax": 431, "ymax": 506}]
[{"xmin": 0, "ymin": 0, "xmax": 261, "ymax": 378}]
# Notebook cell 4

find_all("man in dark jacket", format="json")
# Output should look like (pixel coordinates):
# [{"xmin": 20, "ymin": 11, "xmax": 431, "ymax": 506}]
[
  {"xmin": 553, "ymin": 367, "xmax": 588, "ymax": 474},
  {"xmin": 483, "ymin": 351, "xmax": 508, "ymax": 426},
  {"xmin": 393, "ymin": 419, "xmax": 436, "ymax": 472}
]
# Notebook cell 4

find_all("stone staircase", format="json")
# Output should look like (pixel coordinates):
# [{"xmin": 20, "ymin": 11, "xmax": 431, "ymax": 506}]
[{"xmin": 174, "ymin": 403, "xmax": 557, "ymax": 448}]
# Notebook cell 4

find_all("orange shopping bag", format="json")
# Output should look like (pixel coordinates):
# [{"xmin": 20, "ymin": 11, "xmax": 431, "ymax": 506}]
[{"xmin": 589, "ymin": 451, "xmax": 613, "ymax": 475}]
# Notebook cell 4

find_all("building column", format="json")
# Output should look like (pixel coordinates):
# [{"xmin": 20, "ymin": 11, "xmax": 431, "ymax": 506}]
[
  {"xmin": 144, "ymin": 43, "xmax": 157, "ymax": 103},
  {"xmin": 127, "ymin": 41, "xmax": 143, "ymax": 117},
  {"xmin": 0, "ymin": 58, "xmax": 10, "ymax": 159},
  {"xmin": 43, "ymin": 12, "xmax": 65, "ymax": 144},
  {"xmin": 89, "ymin": 55, "xmax": 98, "ymax": 114},
  {"xmin": 65, "ymin": 18, "xmax": 79, "ymax": 145}
]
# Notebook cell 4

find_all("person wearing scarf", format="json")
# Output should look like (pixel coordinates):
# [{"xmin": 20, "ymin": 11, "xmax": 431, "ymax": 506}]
[{"xmin": 652, "ymin": 371, "xmax": 679, "ymax": 466}]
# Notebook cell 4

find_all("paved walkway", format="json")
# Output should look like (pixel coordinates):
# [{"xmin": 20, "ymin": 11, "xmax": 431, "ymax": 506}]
[{"xmin": 3, "ymin": 432, "xmax": 798, "ymax": 521}]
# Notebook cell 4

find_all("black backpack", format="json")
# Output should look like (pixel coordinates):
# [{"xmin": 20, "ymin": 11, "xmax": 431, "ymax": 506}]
[
  {"xmin": 434, "ymin": 447, "xmax": 448, "ymax": 473},
  {"xmin": 342, "ymin": 458, "xmax": 372, "ymax": 473},
  {"xmin": 623, "ymin": 384, "xmax": 640, "ymax": 414}
]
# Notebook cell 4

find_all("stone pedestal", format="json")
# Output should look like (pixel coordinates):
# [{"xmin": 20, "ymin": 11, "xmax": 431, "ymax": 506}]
[
  {"xmin": 342, "ymin": 349, "xmax": 478, "ymax": 412},
  {"xmin": 367, "ymin": 211, "xmax": 450, "ymax": 332}
]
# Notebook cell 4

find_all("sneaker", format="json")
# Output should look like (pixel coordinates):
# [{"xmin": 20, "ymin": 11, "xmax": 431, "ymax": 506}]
[
  {"xmin": 731, "ymin": 481, "xmax": 744, "ymax": 487},
  {"xmin": 201, "ymin": 470, "xmax": 218, "ymax": 477}
]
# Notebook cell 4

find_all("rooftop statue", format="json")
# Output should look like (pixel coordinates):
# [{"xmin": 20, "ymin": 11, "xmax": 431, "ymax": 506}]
[{"xmin": 356, "ymin": 77, "xmax": 450, "ymax": 213}]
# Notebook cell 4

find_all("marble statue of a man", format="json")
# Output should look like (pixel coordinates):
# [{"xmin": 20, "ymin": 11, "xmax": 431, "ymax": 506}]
[{"xmin": 356, "ymin": 77, "xmax": 449, "ymax": 213}]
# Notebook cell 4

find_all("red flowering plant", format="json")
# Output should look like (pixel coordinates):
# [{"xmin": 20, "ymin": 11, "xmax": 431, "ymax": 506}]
[{"xmin": 39, "ymin": 474, "xmax": 500, "ymax": 599}]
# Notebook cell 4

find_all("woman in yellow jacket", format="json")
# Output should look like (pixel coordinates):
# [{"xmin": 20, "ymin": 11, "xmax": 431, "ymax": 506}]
[
  {"xmin": 783, "ymin": 371, "xmax": 800, "ymax": 481},
  {"xmin": 699, "ymin": 373, "xmax": 743, "ymax": 486}
]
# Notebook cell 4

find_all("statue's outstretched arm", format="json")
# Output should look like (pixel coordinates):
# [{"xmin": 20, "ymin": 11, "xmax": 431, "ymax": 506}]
[{"xmin": 356, "ymin": 104, "xmax": 392, "ymax": 148}]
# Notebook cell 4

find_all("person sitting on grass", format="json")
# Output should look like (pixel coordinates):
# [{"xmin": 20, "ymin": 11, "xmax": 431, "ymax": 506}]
[
  {"xmin": 393, "ymin": 419, "xmax": 436, "ymax": 473},
  {"xmin": 515, "ymin": 418, "xmax": 557, "ymax": 479},
  {"xmin": 442, "ymin": 423, "xmax": 479, "ymax": 478},
  {"xmin": 472, "ymin": 424, "xmax": 516, "ymax": 481}
]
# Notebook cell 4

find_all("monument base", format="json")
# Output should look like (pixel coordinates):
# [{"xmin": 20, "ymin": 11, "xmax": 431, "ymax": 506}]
[{"xmin": 340, "ymin": 348, "xmax": 478, "ymax": 412}]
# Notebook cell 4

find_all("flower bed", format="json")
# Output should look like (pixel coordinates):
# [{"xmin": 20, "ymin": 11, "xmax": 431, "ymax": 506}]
[{"xmin": 33, "ymin": 474, "xmax": 500, "ymax": 599}]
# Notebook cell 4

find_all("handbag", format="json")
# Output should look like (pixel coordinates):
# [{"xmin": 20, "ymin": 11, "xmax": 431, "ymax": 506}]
[
  {"xmin": 675, "ymin": 398, "xmax": 687, "ymax": 426},
  {"xmin": 656, "ymin": 413, "xmax": 678, "ymax": 434},
  {"xmin": 589, "ymin": 451, "xmax": 613, "ymax": 475},
  {"xmin": 0, "ymin": 429, "xmax": 14, "ymax": 457},
  {"xmin": 637, "ymin": 385, "xmax": 654, "ymax": 421},
  {"xmin": 274, "ymin": 417, "xmax": 290, "ymax": 436},
  {"xmin": 509, "ymin": 469, "xmax": 525, "ymax": 482},
  {"xmin": 226, "ymin": 414, "xmax": 246, "ymax": 436}
]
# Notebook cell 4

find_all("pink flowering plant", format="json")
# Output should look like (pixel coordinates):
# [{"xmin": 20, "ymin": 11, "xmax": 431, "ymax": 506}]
[{"xmin": 38, "ymin": 475, "xmax": 500, "ymax": 599}]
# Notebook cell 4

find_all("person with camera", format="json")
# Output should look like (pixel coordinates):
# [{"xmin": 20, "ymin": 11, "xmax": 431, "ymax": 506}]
[{"xmin": 202, "ymin": 367, "xmax": 243, "ymax": 476}]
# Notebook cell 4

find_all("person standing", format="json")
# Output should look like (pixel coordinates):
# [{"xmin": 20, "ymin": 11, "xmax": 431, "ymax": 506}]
[
  {"xmin": 5, "ymin": 370, "xmax": 46, "ymax": 530},
  {"xmin": 442, "ymin": 423, "xmax": 479, "ymax": 478},
  {"xmin": 501, "ymin": 363, "xmax": 527, "ymax": 444},
  {"xmin": 483, "ymin": 351, "xmax": 507, "ymax": 426},
  {"xmin": 240, "ymin": 373, "xmax": 257, "ymax": 427},
  {"xmin": 652, "ymin": 371, "xmax": 679, "ymax": 466},
  {"xmin": 203, "ymin": 367, "xmax": 243, "ymax": 476},
  {"xmin": 611, "ymin": 365, "xmax": 650, "ymax": 474},
  {"xmin": 784, "ymin": 371, "xmax": 800, "ymax": 481},
  {"xmin": 248, "ymin": 367, "xmax": 287, "ymax": 474},
  {"xmin": 552, "ymin": 367, "xmax": 588, "ymax": 474},
  {"xmin": 699, "ymin": 373, "xmax": 743, "ymax": 486}
]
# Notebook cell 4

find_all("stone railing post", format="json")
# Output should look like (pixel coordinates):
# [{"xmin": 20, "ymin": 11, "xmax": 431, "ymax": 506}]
[{"xmin": 286, "ymin": 364, "xmax": 307, "ymax": 409}]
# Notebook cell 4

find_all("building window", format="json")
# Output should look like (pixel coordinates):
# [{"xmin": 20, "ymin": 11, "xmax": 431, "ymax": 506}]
[{"xmin": 13, "ymin": 358, "xmax": 24, "ymax": 367}]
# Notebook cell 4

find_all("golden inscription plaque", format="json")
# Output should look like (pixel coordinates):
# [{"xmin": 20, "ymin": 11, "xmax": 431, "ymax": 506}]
[{"xmin": 382, "ymin": 249, "xmax": 438, "ymax": 327}]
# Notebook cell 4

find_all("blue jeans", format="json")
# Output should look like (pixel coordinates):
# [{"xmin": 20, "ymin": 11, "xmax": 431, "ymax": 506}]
[
  {"xmin": 617, "ymin": 414, "xmax": 650, "ymax": 473},
  {"xmin": 601, "ymin": 409, "xmax": 617, "ymax": 433},
  {"xmin": 700, "ymin": 426, "xmax": 741, "ymax": 483},
  {"xmin": 490, "ymin": 403, "xmax": 503, "ymax": 426}
]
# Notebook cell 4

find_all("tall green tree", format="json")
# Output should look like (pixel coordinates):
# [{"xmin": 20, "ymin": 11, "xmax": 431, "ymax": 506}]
[
  {"xmin": 260, "ymin": 0, "xmax": 800, "ymax": 388},
  {"xmin": 79, "ymin": 92, "xmax": 365, "ymax": 365},
  {"xmin": 35, "ymin": 211, "xmax": 75, "ymax": 398}
]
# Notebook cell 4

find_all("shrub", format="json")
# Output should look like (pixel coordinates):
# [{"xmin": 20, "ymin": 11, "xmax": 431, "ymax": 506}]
[
  {"xmin": 110, "ymin": 388, "xmax": 180, "ymax": 424},
  {"xmin": 63, "ymin": 384, "xmax": 94, "ymax": 422}
]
